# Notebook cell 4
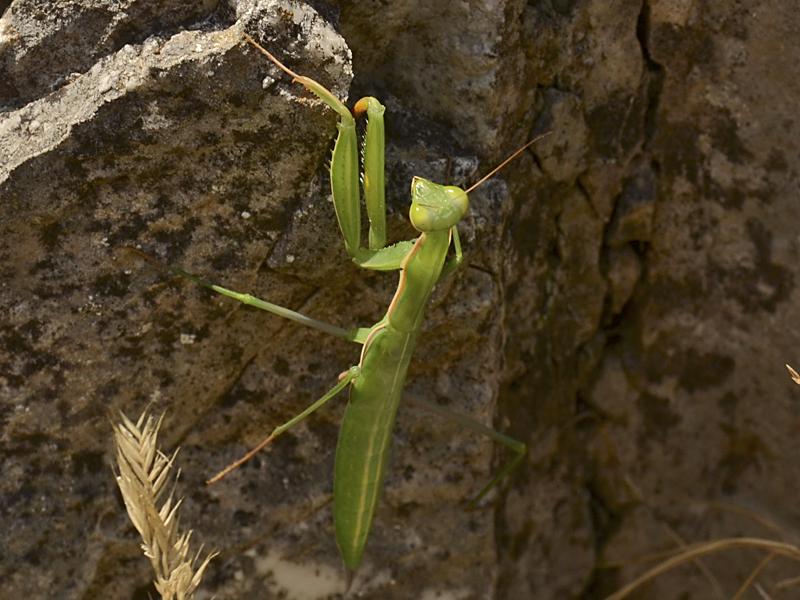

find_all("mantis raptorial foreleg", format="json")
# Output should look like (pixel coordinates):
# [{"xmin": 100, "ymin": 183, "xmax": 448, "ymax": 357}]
[{"xmin": 243, "ymin": 34, "xmax": 413, "ymax": 271}]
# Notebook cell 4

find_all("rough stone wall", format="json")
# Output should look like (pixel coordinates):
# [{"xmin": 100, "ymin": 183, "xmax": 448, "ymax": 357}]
[
  {"xmin": 0, "ymin": 1, "xmax": 509, "ymax": 598},
  {"xmin": 1, "ymin": 0, "xmax": 798, "ymax": 599},
  {"xmin": 492, "ymin": 1, "xmax": 800, "ymax": 598}
]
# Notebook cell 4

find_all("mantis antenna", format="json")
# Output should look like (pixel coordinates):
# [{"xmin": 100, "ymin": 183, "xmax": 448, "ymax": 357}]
[{"xmin": 464, "ymin": 131, "xmax": 551, "ymax": 194}]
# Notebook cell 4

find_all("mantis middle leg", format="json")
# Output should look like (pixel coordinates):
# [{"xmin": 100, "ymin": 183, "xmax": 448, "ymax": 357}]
[
  {"xmin": 164, "ymin": 262, "xmax": 372, "ymax": 345},
  {"xmin": 407, "ymin": 396, "xmax": 527, "ymax": 507}
]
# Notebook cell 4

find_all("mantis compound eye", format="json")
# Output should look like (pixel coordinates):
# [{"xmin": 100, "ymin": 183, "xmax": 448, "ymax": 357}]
[{"xmin": 443, "ymin": 186, "xmax": 469, "ymax": 220}]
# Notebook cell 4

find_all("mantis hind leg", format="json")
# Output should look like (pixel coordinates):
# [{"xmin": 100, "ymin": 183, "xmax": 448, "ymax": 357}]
[
  {"xmin": 207, "ymin": 366, "xmax": 361, "ymax": 484},
  {"xmin": 407, "ymin": 396, "xmax": 527, "ymax": 508}
]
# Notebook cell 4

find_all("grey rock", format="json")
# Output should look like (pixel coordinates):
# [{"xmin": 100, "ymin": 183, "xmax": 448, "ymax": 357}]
[
  {"xmin": 607, "ymin": 244, "xmax": 641, "ymax": 317},
  {"xmin": 607, "ymin": 159, "xmax": 657, "ymax": 246},
  {"xmin": 0, "ymin": 0, "xmax": 219, "ymax": 109}
]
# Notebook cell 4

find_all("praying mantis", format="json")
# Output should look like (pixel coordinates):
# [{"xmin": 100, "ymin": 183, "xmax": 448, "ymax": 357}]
[{"xmin": 176, "ymin": 33, "xmax": 545, "ymax": 574}]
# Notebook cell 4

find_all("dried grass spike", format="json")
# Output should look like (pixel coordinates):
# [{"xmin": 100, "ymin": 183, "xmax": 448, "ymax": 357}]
[
  {"xmin": 113, "ymin": 409, "xmax": 217, "ymax": 600},
  {"xmin": 787, "ymin": 364, "xmax": 800, "ymax": 385}
]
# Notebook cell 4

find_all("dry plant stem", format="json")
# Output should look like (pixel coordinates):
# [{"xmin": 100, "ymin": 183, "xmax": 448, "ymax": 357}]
[
  {"xmin": 754, "ymin": 583, "xmax": 772, "ymax": 599},
  {"xmin": 606, "ymin": 538, "xmax": 800, "ymax": 600},
  {"xmin": 662, "ymin": 524, "xmax": 724, "ymax": 599},
  {"xmin": 113, "ymin": 410, "xmax": 217, "ymax": 600},
  {"xmin": 775, "ymin": 574, "xmax": 800, "ymax": 589},
  {"xmin": 707, "ymin": 501, "xmax": 785, "ymax": 538},
  {"xmin": 731, "ymin": 552, "xmax": 776, "ymax": 600}
]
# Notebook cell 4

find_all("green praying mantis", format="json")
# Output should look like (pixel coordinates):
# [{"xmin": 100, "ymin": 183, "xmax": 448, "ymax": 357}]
[{"xmin": 171, "ymin": 33, "xmax": 546, "ymax": 573}]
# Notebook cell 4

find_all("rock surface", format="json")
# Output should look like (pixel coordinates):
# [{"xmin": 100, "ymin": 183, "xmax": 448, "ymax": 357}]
[{"xmin": 1, "ymin": 0, "xmax": 799, "ymax": 598}]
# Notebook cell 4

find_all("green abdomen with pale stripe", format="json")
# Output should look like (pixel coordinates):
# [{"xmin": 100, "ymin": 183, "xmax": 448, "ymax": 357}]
[{"xmin": 333, "ymin": 325, "xmax": 418, "ymax": 569}]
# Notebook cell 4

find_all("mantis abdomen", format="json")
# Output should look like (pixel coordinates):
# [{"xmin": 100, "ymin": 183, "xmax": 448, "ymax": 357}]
[
  {"xmin": 334, "ymin": 231, "xmax": 450, "ymax": 569},
  {"xmin": 333, "ymin": 327, "xmax": 417, "ymax": 569}
]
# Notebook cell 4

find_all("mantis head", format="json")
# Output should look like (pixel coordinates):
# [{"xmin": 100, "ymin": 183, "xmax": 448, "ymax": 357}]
[
  {"xmin": 408, "ymin": 177, "xmax": 469, "ymax": 232},
  {"xmin": 408, "ymin": 134, "xmax": 551, "ymax": 234}
]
